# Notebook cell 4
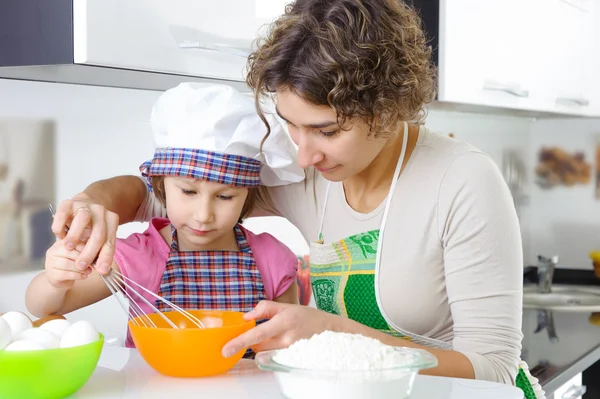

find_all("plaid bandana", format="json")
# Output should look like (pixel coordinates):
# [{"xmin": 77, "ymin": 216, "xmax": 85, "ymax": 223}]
[{"xmin": 140, "ymin": 147, "xmax": 262, "ymax": 190}]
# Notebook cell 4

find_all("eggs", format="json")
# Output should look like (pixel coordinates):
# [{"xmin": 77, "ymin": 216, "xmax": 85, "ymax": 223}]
[
  {"xmin": 5, "ymin": 340, "xmax": 46, "ymax": 351},
  {"xmin": 16, "ymin": 328, "xmax": 60, "ymax": 349},
  {"xmin": 0, "ymin": 312, "xmax": 100, "ymax": 352},
  {"xmin": 1, "ymin": 312, "xmax": 32, "ymax": 340},
  {"xmin": 60, "ymin": 321, "xmax": 100, "ymax": 348},
  {"xmin": 39, "ymin": 319, "xmax": 71, "ymax": 337},
  {"xmin": 0, "ymin": 318, "xmax": 11, "ymax": 350}
]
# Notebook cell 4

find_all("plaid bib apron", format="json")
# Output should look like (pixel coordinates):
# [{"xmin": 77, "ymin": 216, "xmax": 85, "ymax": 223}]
[
  {"xmin": 309, "ymin": 122, "xmax": 542, "ymax": 399},
  {"xmin": 156, "ymin": 224, "xmax": 266, "ymax": 312},
  {"xmin": 155, "ymin": 224, "xmax": 266, "ymax": 357}
]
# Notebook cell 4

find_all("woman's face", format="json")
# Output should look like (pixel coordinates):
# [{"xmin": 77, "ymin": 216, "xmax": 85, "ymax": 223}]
[{"xmin": 275, "ymin": 89, "xmax": 390, "ymax": 182}]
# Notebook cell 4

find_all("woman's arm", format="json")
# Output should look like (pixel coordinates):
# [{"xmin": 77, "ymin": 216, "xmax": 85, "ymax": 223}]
[
  {"xmin": 327, "ymin": 314, "xmax": 473, "ymax": 378},
  {"xmin": 436, "ymin": 150, "xmax": 524, "ymax": 384},
  {"xmin": 221, "ymin": 301, "xmax": 473, "ymax": 378},
  {"xmin": 51, "ymin": 175, "xmax": 152, "ymax": 269},
  {"xmin": 82, "ymin": 175, "xmax": 148, "ymax": 224}
]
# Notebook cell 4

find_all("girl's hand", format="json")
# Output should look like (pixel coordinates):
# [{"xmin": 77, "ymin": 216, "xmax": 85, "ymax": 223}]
[
  {"xmin": 222, "ymin": 301, "xmax": 341, "ymax": 357},
  {"xmin": 44, "ymin": 240, "xmax": 92, "ymax": 291},
  {"xmin": 51, "ymin": 194, "xmax": 119, "ymax": 274}
]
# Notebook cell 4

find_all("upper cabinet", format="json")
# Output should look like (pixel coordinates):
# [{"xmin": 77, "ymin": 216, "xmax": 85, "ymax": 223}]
[
  {"xmin": 436, "ymin": 0, "xmax": 538, "ymax": 111},
  {"xmin": 0, "ymin": 0, "xmax": 598, "ymax": 117},
  {"xmin": 417, "ymin": 0, "xmax": 599, "ymax": 117},
  {"xmin": 530, "ymin": 0, "xmax": 596, "ymax": 115},
  {"xmin": 0, "ymin": 0, "xmax": 286, "ymax": 91},
  {"xmin": 74, "ymin": 0, "xmax": 269, "ymax": 82},
  {"xmin": 587, "ymin": 0, "xmax": 600, "ymax": 116}
]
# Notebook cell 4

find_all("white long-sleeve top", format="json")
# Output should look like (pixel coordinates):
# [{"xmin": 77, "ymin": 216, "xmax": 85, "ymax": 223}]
[{"xmin": 136, "ymin": 126, "xmax": 524, "ymax": 384}]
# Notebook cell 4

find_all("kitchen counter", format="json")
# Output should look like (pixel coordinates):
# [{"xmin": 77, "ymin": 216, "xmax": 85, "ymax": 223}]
[
  {"xmin": 521, "ymin": 308, "xmax": 600, "ymax": 395},
  {"xmin": 73, "ymin": 346, "xmax": 525, "ymax": 398}
]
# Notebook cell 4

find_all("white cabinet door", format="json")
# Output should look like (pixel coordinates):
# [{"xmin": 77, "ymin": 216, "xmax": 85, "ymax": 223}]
[
  {"xmin": 553, "ymin": 372, "xmax": 586, "ymax": 399},
  {"xmin": 73, "ymin": 0, "xmax": 285, "ymax": 83},
  {"xmin": 531, "ymin": 0, "xmax": 596, "ymax": 116},
  {"xmin": 438, "ymin": 0, "xmax": 539, "ymax": 111},
  {"xmin": 586, "ymin": 0, "xmax": 600, "ymax": 116}
]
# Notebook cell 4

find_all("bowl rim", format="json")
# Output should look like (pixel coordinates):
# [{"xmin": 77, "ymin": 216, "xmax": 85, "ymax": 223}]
[
  {"xmin": 255, "ymin": 346, "xmax": 438, "ymax": 376},
  {"xmin": 128, "ymin": 310, "xmax": 256, "ymax": 331},
  {"xmin": 0, "ymin": 333, "xmax": 104, "ymax": 356}
]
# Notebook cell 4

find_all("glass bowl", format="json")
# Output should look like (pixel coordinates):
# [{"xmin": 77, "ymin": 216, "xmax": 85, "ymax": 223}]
[{"xmin": 255, "ymin": 346, "xmax": 438, "ymax": 399}]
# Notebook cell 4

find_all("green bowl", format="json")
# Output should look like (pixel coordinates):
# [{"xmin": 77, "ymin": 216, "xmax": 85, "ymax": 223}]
[{"xmin": 0, "ymin": 334, "xmax": 104, "ymax": 399}]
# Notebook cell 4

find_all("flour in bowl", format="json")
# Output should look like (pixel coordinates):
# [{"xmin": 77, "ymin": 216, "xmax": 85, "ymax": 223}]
[{"xmin": 273, "ymin": 331, "xmax": 414, "ymax": 371}]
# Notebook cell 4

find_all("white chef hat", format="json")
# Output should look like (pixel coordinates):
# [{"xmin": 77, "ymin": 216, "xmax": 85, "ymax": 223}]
[{"xmin": 140, "ymin": 82, "xmax": 304, "ymax": 188}]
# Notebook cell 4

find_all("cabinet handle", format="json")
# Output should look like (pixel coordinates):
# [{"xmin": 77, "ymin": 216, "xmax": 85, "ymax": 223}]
[
  {"xmin": 483, "ymin": 80, "xmax": 529, "ymax": 98},
  {"xmin": 562, "ymin": 384, "xmax": 587, "ymax": 399},
  {"xmin": 556, "ymin": 96, "xmax": 590, "ymax": 106},
  {"xmin": 179, "ymin": 41, "xmax": 251, "ymax": 58}
]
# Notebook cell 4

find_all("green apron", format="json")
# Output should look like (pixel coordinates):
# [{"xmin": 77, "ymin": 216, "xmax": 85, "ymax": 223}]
[{"xmin": 308, "ymin": 122, "xmax": 541, "ymax": 399}]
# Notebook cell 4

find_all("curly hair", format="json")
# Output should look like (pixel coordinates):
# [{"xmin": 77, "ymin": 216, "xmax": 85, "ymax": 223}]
[{"xmin": 247, "ymin": 0, "xmax": 436, "ymax": 143}]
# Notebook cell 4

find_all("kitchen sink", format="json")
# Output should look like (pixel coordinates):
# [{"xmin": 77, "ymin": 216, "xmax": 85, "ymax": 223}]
[{"xmin": 523, "ymin": 284, "xmax": 600, "ymax": 311}]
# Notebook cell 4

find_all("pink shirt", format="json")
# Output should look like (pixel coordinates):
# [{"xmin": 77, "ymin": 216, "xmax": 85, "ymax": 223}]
[{"xmin": 114, "ymin": 217, "xmax": 298, "ymax": 348}]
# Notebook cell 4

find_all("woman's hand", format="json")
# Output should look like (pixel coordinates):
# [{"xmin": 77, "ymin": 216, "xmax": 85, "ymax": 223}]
[
  {"xmin": 51, "ymin": 193, "xmax": 119, "ymax": 274},
  {"xmin": 222, "ymin": 301, "xmax": 343, "ymax": 357}
]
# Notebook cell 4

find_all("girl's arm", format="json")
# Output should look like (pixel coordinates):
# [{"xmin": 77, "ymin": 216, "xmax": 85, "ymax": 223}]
[
  {"xmin": 26, "ymin": 268, "xmax": 115, "ymax": 317},
  {"xmin": 274, "ymin": 281, "xmax": 299, "ymax": 305}
]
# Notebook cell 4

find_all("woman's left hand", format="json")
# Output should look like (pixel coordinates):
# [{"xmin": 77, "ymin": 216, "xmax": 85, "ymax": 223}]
[{"xmin": 221, "ymin": 300, "xmax": 340, "ymax": 358}]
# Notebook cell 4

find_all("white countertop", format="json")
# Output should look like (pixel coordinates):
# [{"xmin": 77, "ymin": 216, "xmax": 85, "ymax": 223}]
[{"xmin": 72, "ymin": 346, "xmax": 525, "ymax": 399}]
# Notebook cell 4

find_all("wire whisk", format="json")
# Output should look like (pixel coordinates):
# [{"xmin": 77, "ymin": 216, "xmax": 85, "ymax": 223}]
[{"xmin": 48, "ymin": 203, "xmax": 205, "ymax": 329}]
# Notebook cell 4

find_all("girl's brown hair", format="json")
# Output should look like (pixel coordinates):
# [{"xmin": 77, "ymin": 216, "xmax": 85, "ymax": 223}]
[
  {"xmin": 151, "ymin": 176, "xmax": 258, "ymax": 223},
  {"xmin": 248, "ymin": 0, "xmax": 436, "ymax": 146}
]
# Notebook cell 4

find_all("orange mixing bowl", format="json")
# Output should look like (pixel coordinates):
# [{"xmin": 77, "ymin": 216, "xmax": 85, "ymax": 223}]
[{"xmin": 129, "ymin": 310, "xmax": 255, "ymax": 377}]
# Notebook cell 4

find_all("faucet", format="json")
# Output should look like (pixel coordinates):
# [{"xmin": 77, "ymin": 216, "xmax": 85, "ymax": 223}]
[
  {"xmin": 537, "ymin": 254, "xmax": 559, "ymax": 294},
  {"xmin": 534, "ymin": 310, "xmax": 559, "ymax": 343}
]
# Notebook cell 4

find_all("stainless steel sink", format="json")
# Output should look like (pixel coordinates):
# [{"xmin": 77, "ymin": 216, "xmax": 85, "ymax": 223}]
[{"xmin": 523, "ymin": 284, "xmax": 600, "ymax": 311}]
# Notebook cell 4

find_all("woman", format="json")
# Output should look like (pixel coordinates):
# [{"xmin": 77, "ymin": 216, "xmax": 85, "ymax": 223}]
[{"xmin": 50, "ymin": 0, "xmax": 540, "ymax": 395}]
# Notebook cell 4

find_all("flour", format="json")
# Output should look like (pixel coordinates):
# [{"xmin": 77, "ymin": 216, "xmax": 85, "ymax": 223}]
[{"xmin": 272, "ymin": 331, "xmax": 414, "ymax": 371}]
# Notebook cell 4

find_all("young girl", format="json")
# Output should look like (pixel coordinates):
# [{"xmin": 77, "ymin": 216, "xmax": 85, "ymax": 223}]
[{"xmin": 25, "ymin": 82, "xmax": 304, "ymax": 349}]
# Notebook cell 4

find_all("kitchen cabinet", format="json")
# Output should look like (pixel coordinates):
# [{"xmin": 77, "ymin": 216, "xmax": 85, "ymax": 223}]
[
  {"xmin": 73, "ymin": 0, "xmax": 273, "ymax": 82},
  {"xmin": 587, "ymin": 0, "xmax": 600, "ymax": 117},
  {"xmin": 438, "ymin": 0, "xmax": 539, "ymax": 111},
  {"xmin": 0, "ymin": 0, "xmax": 287, "ymax": 91},
  {"xmin": 552, "ymin": 373, "xmax": 586, "ymax": 399},
  {"xmin": 419, "ymin": 0, "xmax": 599, "ymax": 116},
  {"xmin": 531, "ymin": 0, "xmax": 597, "ymax": 117}
]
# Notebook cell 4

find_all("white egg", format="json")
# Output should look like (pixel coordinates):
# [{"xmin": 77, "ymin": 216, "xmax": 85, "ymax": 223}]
[
  {"xmin": 1, "ymin": 311, "xmax": 32, "ymax": 340},
  {"xmin": 16, "ymin": 328, "xmax": 59, "ymax": 349},
  {"xmin": 39, "ymin": 319, "xmax": 71, "ymax": 338},
  {"xmin": 60, "ymin": 320, "xmax": 99, "ymax": 348},
  {"xmin": 5, "ymin": 340, "xmax": 46, "ymax": 352},
  {"xmin": 0, "ymin": 318, "xmax": 12, "ymax": 350}
]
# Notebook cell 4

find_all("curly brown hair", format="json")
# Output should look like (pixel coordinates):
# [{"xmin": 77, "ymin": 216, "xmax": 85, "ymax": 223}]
[{"xmin": 248, "ymin": 0, "xmax": 436, "ymax": 143}]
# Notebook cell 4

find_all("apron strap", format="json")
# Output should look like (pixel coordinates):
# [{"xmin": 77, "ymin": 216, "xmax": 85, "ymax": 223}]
[
  {"xmin": 317, "ymin": 182, "xmax": 333, "ymax": 242},
  {"xmin": 234, "ymin": 224, "xmax": 252, "ymax": 254},
  {"xmin": 317, "ymin": 122, "xmax": 409, "ymax": 243},
  {"xmin": 170, "ymin": 224, "xmax": 179, "ymax": 252}
]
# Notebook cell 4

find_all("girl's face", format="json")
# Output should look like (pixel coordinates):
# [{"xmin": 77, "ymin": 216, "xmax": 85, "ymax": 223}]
[
  {"xmin": 163, "ymin": 177, "xmax": 248, "ymax": 250},
  {"xmin": 275, "ymin": 89, "xmax": 390, "ymax": 182}
]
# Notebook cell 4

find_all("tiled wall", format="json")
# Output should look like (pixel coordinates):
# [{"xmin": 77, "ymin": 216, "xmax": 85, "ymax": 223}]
[{"xmin": 528, "ymin": 118, "xmax": 600, "ymax": 268}]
